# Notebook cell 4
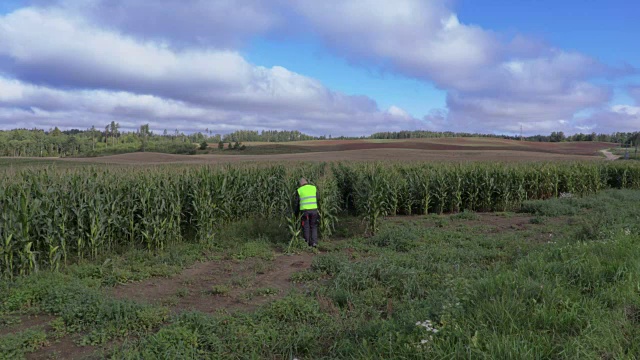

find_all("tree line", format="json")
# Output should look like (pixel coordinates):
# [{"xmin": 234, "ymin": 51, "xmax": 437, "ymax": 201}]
[
  {"xmin": 369, "ymin": 130, "xmax": 639, "ymax": 144},
  {"xmin": 0, "ymin": 124, "xmax": 638, "ymax": 158}
]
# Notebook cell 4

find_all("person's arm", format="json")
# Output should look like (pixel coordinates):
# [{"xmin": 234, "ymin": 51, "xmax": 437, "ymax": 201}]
[{"xmin": 293, "ymin": 190, "xmax": 300, "ymax": 217}]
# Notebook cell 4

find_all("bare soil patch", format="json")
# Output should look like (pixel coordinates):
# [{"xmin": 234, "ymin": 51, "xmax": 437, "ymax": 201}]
[
  {"xmin": 62, "ymin": 148, "xmax": 605, "ymax": 165},
  {"xmin": 58, "ymin": 138, "xmax": 615, "ymax": 165},
  {"xmin": 26, "ymin": 336, "xmax": 105, "ymax": 360},
  {"xmin": 0, "ymin": 315, "xmax": 55, "ymax": 337},
  {"xmin": 600, "ymin": 149, "xmax": 621, "ymax": 161},
  {"xmin": 111, "ymin": 252, "xmax": 315, "ymax": 314}
]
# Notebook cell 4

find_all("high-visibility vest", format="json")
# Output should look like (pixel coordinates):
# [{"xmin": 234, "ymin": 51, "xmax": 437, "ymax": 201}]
[{"xmin": 298, "ymin": 184, "xmax": 318, "ymax": 211}]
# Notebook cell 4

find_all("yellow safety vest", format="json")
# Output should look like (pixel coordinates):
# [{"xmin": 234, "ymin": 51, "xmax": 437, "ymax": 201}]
[{"xmin": 298, "ymin": 184, "xmax": 318, "ymax": 211}]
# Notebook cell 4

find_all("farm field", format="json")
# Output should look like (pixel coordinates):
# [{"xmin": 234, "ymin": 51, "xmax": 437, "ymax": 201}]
[
  {"xmin": 50, "ymin": 138, "xmax": 616, "ymax": 165},
  {"xmin": 1, "ymin": 159, "xmax": 640, "ymax": 358}
]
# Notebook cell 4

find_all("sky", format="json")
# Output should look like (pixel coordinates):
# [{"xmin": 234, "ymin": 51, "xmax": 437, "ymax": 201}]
[{"xmin": 0, "ymin": 0, "xmax": 638, "ymax": 137}]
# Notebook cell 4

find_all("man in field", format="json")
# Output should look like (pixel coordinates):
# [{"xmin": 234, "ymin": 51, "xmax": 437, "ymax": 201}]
[{"xmin": 294, "ymin": 178, "xmax": 319, "ymax": 247}]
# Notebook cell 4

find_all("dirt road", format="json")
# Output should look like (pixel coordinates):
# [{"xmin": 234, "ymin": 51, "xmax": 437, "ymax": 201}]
[{"xmin": 600, "ymin": 149, "xmax": 621, "ymax": 161}]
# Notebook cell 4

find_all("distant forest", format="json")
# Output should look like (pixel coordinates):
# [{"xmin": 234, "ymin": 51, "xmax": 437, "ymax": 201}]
[{"xmin": 0, "ymin": 123, "xmax": 638, "ymax": 158}]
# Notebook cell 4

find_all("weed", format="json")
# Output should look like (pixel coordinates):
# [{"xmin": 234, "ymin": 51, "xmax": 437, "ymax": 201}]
[
  {"xmin": 530, "ymin": 216, "xmax": 545, "ymax": 224},
  {"xmin": 368, "ymin": 225, "xmax": 420, "ymax": 252},
  {"xmin": 230, "ymin": 275, "xmax": 254, "ymax": 289},
  {"xmin": 160, "ymin": 296, "xmax": 179, "ymax": 307},
  {"xmin": 0, "ymin": 328, "xmax": 48, "ymax": 358},
  {"xmin": 311, "ymin": 253, "xmax": 349, "ymax": 276},
  {"xmin": 290, "ymin": 270, "xmax": 323, "ymax": 283},
  {"xmin": 208, "ymin": 285, "xmax": 231, "ymax": 296},
  {"xmin": 230, "ymin": 241, "xmax": 275, "ymax": 261},
  {"xmin": 242, "ymin": 287, "xmax": 279, "ymax": 301},
  {"xmin": 451, "ymin": 210, "xmax": 480, "ymax": 221},
  {"xmin": 251, "ymin": 260, "xmax": 275, "ymax": 275},
  {"xmin": 176, "ymin": 288, "xmax": 190, "ymax": 298}
]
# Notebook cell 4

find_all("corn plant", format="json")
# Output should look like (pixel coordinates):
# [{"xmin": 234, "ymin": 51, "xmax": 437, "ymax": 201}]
[{"xmin": 0, "ymin": 161, "xmax": 639, "ymax": 278}]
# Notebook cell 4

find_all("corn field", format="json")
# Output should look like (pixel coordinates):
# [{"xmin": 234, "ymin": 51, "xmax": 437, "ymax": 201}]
[{"xmin": 1, "ymin": 161, "xmax": 639, "ymax": 278}]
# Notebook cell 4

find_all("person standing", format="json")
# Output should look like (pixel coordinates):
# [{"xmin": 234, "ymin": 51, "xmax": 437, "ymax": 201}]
[{"xmin": 295, "ymin": 178, "xmax": 319, "ymax": 247}]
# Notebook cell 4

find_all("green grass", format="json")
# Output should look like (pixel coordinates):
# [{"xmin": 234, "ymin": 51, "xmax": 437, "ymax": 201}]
[
  {"xmin": 0, "ymin": 328, "xmax": 48, "ymax": 359},
  {"xmin": 611, "ymin": 147, "xmax": 640, "ymax": 160},
  {"xmin": 2, "ymin": 189, "xmax": 640, "ymax": 358}
]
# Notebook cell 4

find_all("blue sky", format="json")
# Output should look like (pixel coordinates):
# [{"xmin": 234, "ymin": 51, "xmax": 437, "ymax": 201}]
[
  {"xmin": 459, "ymin": 0, "xmax": 639, "ymax": 63},
  {"xmin": 0, "ymin": 0, "xmax": 637, "ymax": 136}
]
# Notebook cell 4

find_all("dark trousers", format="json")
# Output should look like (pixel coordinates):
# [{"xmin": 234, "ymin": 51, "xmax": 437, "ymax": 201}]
[{"xmin": 301, "ymin": 210, "xmax": 319, "ymax": 246}]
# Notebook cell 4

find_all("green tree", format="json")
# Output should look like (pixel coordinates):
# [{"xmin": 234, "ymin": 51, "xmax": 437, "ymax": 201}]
[
  {"xmin": 200, "ymin": 141, "xmax": 208, "ymax": 150},
  {"xmin": 139, "ymin": 124, "xmax": 150, "ymax": 152}
]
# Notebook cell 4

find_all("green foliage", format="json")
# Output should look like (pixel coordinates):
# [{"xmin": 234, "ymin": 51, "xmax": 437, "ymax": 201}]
[
  {"xmin": 311, "ymin": 253, "xmax": 349, "ymax": 276},
  {"xmin": 368, "ymin": 225, "xmax": 420, "ymax": 252},
  {"xmin": 208, "ymin": 285, "xmax": 231, "ymax": 296},
  {"xmin": 1, "ymin": 272, "xmax": 168, "ymax": 349},
  {"xmin": 0, "ymin": 328, "xmax": 48, "ymax": 359},
  {"xmin": 451, "ymin": 209, "xmax": 480, "ymax": 220},
  {"xmin": 0, "ymin": 162, "xmax": 639, "ymax": 277},
  {"xmin": 230, "ymin": 241, "xmax": 274, "ymax": 261},
  {"xmin": 3, "ymin": 188, "xmax": 640, "ymax": 359}
]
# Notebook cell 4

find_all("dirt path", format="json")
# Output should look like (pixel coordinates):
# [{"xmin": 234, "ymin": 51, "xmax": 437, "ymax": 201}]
[
  {"xmin": 111, "ymin": 252, "xmax": 315, "ymax": 314},
  {"xmin": 600, "ymin": 149, "xmax": 621, "ymax": 161},
  {"xmin": 0, "ymin": 315, "xmax": 55, "ymax": 337},
  {"xmin": 26, "ymin": 337, "xmax": 104, "ymax": 360},
  {"xmin": 19, "ymin": 253, "xmax": 315, "ymax": 359}
]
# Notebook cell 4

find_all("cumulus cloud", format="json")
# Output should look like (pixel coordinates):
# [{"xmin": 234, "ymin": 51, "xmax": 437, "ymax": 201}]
[
  {"xmin": 291, "ymin": 0, "xmax": 624, "ymax": 134},
  {"xmin": 0, "ymin": 76, "xmax": 422, "ymax": 136},
  {"xmin": 0, "ymin": 0, "xmax": 636, "ymax": 136},
  {"xmin": 293, "ymin": 0, "xmax": 500, "ymax": 91},
  {"xmin": 574, "ymin": 105, "xmax": 640, "ymax": 134},
  {"xmin": 0, "ymin": 6, "xmax": 422, "ymax": 135},
  {"xmin": 28, "ymin": 0, "xmax": 279, "ymax": 48}
]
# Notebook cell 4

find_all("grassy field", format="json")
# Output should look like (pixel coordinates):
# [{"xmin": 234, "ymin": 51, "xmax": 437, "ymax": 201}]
[
  {"xmin": 1, "ymin": 157, "xmax": 639, "ymax": 358},
  {"xmin": 1, "ymin": 189, "xmax": 640, "ymax": 358},
  {"xmin": 611, "ymin": 147, "xmax": 640, "ymax": 161}
]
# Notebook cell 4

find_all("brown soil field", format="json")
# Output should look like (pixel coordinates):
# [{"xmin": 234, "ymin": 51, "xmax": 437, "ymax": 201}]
[
  {"xmin": 61, "ymin": 149, "xmax": 601, "ymax": 165},
  {"xmin": 242, "ymin": 138, "xmax": 612, "ymax": 155},
  {"xmin": 60, "ymin": 138, "xmax": 613, "ymax": 165}
]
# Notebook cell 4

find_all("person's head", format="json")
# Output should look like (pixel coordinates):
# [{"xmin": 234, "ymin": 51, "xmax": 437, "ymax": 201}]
[{"xmin": 299, "ymin": 177, "xmax": 308, "ymax": 186}]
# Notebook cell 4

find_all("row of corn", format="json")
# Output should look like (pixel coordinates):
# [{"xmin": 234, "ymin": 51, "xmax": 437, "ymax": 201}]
[{"xmin": 1, "ymin": 161, "xmax": 639, "ymax": 277}]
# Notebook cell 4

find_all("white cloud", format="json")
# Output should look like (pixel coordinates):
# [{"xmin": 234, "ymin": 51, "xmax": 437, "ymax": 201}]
[
  {"xmin": 0, "ymin": 1, "xmax": 634, "ymax": 136},
  {"xmin": 611, "ymin": 104, "xmax": 640, "ymax": 116},
  {"xmin": 0, "ymin": 7, "xmax": 426, "ymax": 136},
  {"xmin": 290, "ymin": 0, "xmax": 620, "ymax": 134},
  {"xmin": 573, "ymin": 104, "xmax": 640, "ymax": 134},
  {"xmin": 293, "ymin": 0, "xmax": 499, "ymax": 90},
  {"xmin": 0, "ymin": 75, "xmax": 423, "ymax": 136},
  {"xmin": 386, "ymin": 105, "xmax": 411, "ymax": 118},
  {"xmin": 28, "ymin": 0, "xmax": 279, "ymax": 48}
]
